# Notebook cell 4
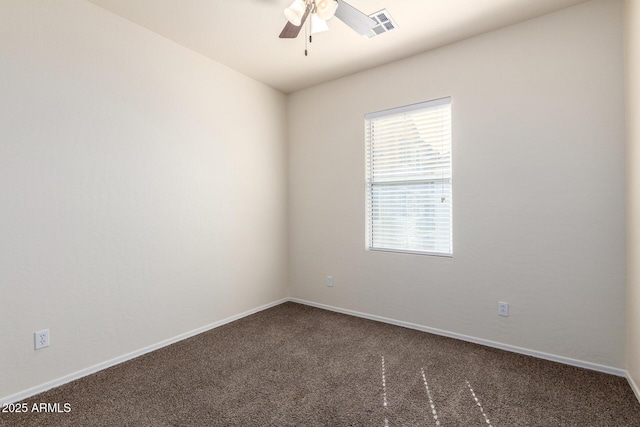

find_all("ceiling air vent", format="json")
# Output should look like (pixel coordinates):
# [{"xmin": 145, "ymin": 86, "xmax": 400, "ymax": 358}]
[{"xmin": 366, "ymin": 9, "xmax": 397, "ymax": 38}]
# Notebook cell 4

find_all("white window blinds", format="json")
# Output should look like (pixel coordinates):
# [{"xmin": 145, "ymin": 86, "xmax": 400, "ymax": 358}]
[{"xmin": 365, "ymin": 97, "xmax": 452, "ymax": 256}]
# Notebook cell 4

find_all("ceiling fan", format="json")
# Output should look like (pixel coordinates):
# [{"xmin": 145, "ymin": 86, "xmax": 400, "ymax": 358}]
[{"xmin": 279, "ymin": 0, "xmax": 376, "ymax": 39}]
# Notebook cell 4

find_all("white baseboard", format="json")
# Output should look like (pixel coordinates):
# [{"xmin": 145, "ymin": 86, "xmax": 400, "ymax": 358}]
[
  {"xmin": 3, "ymin": 297, "xmax": 634, "ymax": 406},
  {"xmin": 0, "ymin": 298, "xmax": 288, "ymax": 406},
  {"xmin": 628, "ymin": 372, "xmax": 640, "ymax": 403},
  {"xmin": 289, "ymin": 298, "xmax": 628, "ymax": 378}
]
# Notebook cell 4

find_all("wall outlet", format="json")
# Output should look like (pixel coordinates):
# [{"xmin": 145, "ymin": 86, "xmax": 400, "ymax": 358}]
[
  {"xmin": 498, "ymin": 302, "xmax": 509, "ymax": 317},
  {"xmin": 326, "ymin": 275, "xmax": 333, "ymax": 287},
  {"xmin": 34, "ymin": 329, "xmax": 50, "ymax": 350}
]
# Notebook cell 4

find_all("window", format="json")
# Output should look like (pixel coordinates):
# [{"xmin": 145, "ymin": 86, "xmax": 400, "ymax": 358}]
[{"xmin": 365, "ymin": 97, "xmax": 452, "ymax": 256}]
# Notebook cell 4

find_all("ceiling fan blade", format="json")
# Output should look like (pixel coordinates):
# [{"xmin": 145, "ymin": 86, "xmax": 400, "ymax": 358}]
[
  {"xmin": 279, "ymin": 21, "xmax": 303, "ymax": 39},
  {"xmin": 334, "ymin": 0, "xmax": 376, "ymax": 36},
  {"xmin": 279, "ymin": 2, "xmax": 313, "ymax": 39}
]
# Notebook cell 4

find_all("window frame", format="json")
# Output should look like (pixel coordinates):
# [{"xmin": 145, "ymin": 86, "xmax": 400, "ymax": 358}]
[{"xmin": 365, "ymin": 97, "xmax": 453, "ymax": 257}]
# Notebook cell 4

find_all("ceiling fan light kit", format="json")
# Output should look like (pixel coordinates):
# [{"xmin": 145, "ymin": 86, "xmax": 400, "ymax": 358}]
[
  {"xmin": 311, "ymin": 14, "xmax": 330, "ymax": 34},
  {"xmin": 315, "ymin": 0, "xmax": 339, "ymax": 20},
  {"xmin": 280, "ymin": 0, "xmax": 378, "ymax": 46},
  {"xmin": 284, "ymin": 0, "xmax": 308, "ymax": 27}
]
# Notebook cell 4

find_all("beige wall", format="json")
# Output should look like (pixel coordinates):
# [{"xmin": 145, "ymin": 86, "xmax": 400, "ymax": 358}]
[
  {"xmin": 0, "ymin": 0, "xmax": 288, "ymax": 400},
  {"xmin": 626, "ymin": 0, "xmax": 640, "ymax": 396},
  {"xmin": 289, "ymin": 0, "xmax": 626, "ymax": 369},
  {"xmin": 2, "ymin": 0, "xmax": 634, "ymax": 404}
]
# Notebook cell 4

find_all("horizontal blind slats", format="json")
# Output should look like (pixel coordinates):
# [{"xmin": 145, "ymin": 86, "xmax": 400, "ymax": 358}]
[{"xmin": 365, "ymin": 98, "xmax": 452, "ymax": 255}]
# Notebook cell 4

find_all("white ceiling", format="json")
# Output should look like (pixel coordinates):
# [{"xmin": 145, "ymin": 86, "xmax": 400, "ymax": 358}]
[{"xmin": 85, "ymin": 0, "xmax": 589, "ymax": 93}]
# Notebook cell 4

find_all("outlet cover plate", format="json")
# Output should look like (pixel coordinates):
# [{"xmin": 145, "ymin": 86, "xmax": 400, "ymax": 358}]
[
  {"xmin": 34, "ymin": 329, "xmax": 50, "ymax": 350},
  {"xmin": 498, "ymin": 302, "xmax": 509, "ymax": 317}
]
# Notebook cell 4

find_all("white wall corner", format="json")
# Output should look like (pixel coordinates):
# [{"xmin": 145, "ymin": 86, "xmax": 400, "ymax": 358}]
[{"xmin": 628, "ymin": 372, "xmax": 640, "ymax": 403}]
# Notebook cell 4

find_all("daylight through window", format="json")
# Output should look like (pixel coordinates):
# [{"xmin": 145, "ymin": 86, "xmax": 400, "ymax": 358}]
[{"xmin": 365, "ymin": 97, "xmax": 452, "ymax": 256}]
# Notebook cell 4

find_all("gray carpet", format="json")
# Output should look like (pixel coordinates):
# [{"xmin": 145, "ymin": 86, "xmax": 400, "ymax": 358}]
[{"xmin": 2, "ymin": 302, "xmax": 639, "ymax": 426}]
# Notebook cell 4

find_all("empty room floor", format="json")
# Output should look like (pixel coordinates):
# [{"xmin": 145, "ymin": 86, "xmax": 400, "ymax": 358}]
[{"xmin": 2, "ymin": 302, "xmax": 639, "ymax": 426}]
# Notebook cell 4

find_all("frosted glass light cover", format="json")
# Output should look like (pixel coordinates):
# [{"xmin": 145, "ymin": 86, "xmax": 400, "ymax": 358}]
[
  {"xmin": 284, "ymin": 0, "xmax": 307, "ymax": 26},
  {"xmin": 316, "ymin": 0, "xmax": 338, "ymax": 20},
  {"xmin": 311, "ymin": 14, "xmax": 329, "ymax": 33}
]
